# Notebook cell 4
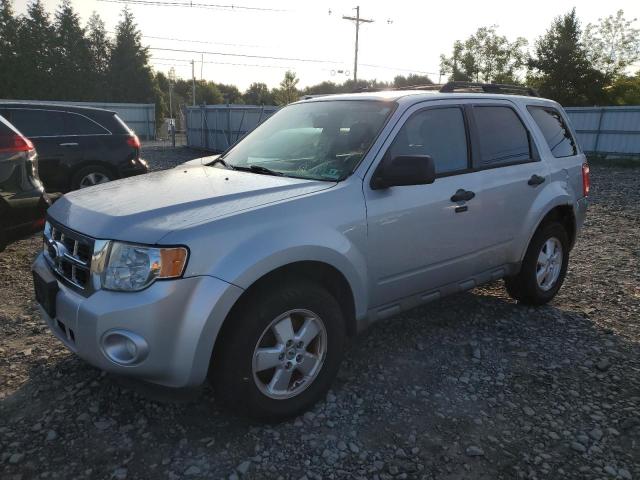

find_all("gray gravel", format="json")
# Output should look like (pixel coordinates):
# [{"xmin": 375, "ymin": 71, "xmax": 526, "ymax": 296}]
[{"xmin": 0, "ymin": 151, "xmax": 639, "ymax": 479}]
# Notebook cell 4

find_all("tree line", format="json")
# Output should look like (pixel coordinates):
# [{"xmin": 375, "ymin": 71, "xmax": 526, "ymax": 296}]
[{"xmin": 1, "ymin": 0, "xmax": 639, "ymax": 123}]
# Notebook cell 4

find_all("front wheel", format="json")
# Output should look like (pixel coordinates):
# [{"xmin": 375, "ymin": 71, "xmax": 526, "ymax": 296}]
[
  {"xmin": 210, "ymin": 280, "xmax": 345, "ymax": 421},
  {"xmin": 505, "ymin": 222, "xmax": 570, "ymax": 305}
]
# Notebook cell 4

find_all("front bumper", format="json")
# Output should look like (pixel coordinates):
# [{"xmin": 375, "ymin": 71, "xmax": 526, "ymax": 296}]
[{"xmin": 32, "ymin": 253, "xmax": 243, "ymax": 387}]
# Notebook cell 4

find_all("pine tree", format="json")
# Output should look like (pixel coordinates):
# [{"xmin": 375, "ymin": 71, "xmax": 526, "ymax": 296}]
[
  {"xmin": 52, "ymin": 0, "xmax": 92, "ymax": 100},
  {"xmin": 528, "ymin": 9, "xmax": 606, "ymax": 106},
  {"xmin": 16, "ymin": 0, "xmax": 56, "ymax": 99},
  {"xmin": 108, "ymin": 8, "xmax": 156, "ymax": 103},
  {"xmin": 0, "ymin": 0, "xmax": 20, "ymax": 97},
  {"xmin": 86, "ymin": 12, "xmax": 111, "ymax": 98}
]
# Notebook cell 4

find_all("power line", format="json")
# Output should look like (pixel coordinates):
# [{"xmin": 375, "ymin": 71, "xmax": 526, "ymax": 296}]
[
  {"xmin": 108, "ymin": 31, "xmax": 263, "ymax": 48},
  {"xmin": 148, "ymin": 46, "xmax": 342, "ymax": 65},
  {"xmin": 151, "ymin": 56, "xmax": 294, "ymax": 70},
  {"xmin": 96, "ymin": 0, "xmax": 287, "ymax": 12}
]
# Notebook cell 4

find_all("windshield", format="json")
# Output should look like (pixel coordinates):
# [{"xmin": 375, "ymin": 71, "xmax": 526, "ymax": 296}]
[{"xmin": 220, "ymin": 100, "xmax": 394, "ymax": 181}]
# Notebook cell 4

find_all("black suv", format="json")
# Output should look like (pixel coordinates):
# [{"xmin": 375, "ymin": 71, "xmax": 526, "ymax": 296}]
[
  {"xmin": 0, "ymin": 103, "xmax": 149, "ymax": 192},
  {"xmin": 0, "ymin": 114, "xmax": 49, "ymax": 251}
]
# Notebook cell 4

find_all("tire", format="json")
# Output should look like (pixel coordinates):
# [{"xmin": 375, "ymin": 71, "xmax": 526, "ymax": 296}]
[
  {"xmin": 71, "ymin": 165, "xmax": 113, "ymax": 190},
  {"xmin": 505, "ymin": 222, "xmax": 570, "ymax": 306},
  {"xmin": 210, "ymin": 280, "xmax": 346, "ymax": 421}
]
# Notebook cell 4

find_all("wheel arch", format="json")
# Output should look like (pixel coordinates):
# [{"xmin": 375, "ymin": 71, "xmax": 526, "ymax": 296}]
[
  {"xmin": 521, "ymin": 203, "xmax": 577, "ymax": 263},
  {"xmin": 209, "ymin": 260, "xmax": 359, "ymax": 374}
]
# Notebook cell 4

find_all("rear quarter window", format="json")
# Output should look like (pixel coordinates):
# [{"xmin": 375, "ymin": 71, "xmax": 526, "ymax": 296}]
[
  {"xmin": 473, "ymin": 106, "xmax": 531, "ymax": 167},
  {"xmin": 527, "ymin": 106, "xmax": 577, "ymax": 158},
  {"xmin": 64, "ymin": 112, "xmax": 110, "ymax": 135}
]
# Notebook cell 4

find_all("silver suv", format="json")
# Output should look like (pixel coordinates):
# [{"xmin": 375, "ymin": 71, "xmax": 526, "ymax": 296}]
[{"xmin": 32, "ymin": 83, "xmax": 589, "ymax": 420}]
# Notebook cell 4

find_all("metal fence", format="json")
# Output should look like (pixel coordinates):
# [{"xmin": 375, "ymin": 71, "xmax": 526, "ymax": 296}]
[
  {"xmin": 184, "ymin": 103, "xmax": 640, "ymax": 157},
  {"xmin": 0, "ymin": 99, "xmax": 156, "ymax": 139},
  {"xmin": 565, "ymin": 106, "xmax": 640, "ymax": 157},
  {"xmin": 186, "ymin": 104, "xmax": 279, "ymax": 152}
]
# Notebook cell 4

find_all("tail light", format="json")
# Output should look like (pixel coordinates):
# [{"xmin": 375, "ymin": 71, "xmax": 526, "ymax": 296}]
[
  {"xmin": 126, "ymin": 134, "xmax": 141, "ymax": 149},
  {"xmin": 0, "ymin": 133, "xmax": 34, "ymax": 153},
  {"xmin": 582, "ymin": 163, "xmax": 590, "ymax": 197}
]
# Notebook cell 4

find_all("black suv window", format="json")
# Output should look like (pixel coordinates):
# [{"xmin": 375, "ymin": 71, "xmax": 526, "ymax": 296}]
[
  {"xmin": 387, "ymin": 107, "xmax": 468, "ymax": 175},
  {"xmin": 9, "ymin": 109, "xmax": 67, "ymax": 137},
  {"xmin": 64, "ymin": 112, "xmax": 109, "ymax": 135},
  {"xmin": 527, "ymin": 106, "xmax": 577, "ymax": 158},
  {"xmin": 473, "ymin": 106, "xmax": 531, "ymax": 167}
]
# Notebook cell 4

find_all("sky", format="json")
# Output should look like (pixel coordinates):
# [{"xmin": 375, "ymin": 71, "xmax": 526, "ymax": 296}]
[{"xmin": 11, "ymin": 0, "xmax": 640, "ymax": 90}]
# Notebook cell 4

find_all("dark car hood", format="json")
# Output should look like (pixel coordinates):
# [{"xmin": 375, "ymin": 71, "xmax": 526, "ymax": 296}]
[{"xmin": 48, "ymin": 164, "xmax": 335, "ymax": 244}]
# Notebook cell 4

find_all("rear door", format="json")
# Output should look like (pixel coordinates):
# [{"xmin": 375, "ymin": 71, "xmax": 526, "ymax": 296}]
[
  {"xmin": 465, "ymin": 100, "xmax": 550, "ymax": 265},
  {"xmin": 5, "ymin": 108, "xmax": 83, "ymax": 191}
]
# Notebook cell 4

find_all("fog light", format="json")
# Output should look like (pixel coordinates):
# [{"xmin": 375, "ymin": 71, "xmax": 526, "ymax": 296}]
[{"xmin": 101, "ymin": 330, "xmax": 149, "ymax": 365}]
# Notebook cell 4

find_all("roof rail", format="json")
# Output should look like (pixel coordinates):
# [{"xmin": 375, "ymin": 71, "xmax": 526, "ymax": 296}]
[{"xmin": 439, "ymin": 81, "xmax": 539, "ymax": 97}]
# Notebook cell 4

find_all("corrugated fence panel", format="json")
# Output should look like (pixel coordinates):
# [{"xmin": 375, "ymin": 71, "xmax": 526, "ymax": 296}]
[
  {"xmin": 565, "ymin": 106, "xmax": 640, "ymax": 156},
  {"xmin": 186, "ymin": 104, "xmax": 640, "ymax": 156},
  {"xmin": 0, "ymin": 99, "xmax": 156, "ymax": 139},
  {"xmin": 186, "ymin": 105, "xmax": 279, "ymax": 152}
]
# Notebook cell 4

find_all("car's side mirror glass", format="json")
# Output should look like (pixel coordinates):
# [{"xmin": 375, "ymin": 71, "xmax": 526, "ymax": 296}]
[{"xmin": 370, "ymin": 155, "xmax": 436, "ymax": 190}]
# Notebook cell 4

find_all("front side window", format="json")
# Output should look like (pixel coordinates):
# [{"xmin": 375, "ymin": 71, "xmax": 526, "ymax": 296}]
[
  {"xmin": 385, "ymin": 107, "xmax": 468, "ymax": 175},
  {"xmin": 9, "ymin": 109, "xmax": 67, "ymax": 137},
  {"xmin": 527, "ymin": 106, "xmax": 577, "ymax": 158},
  {"xmin": 473, "ymin": 106, "xmax": 531, "ymax": 167},
  {"xmin": 221, "ymin": 100, "xmax": 394, "ymax": 181}
]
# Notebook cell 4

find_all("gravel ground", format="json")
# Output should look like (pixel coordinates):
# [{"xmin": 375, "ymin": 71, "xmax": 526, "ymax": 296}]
[{"xmin": 0, "ymin": 149, "xmax": 638, "ymax": 480}]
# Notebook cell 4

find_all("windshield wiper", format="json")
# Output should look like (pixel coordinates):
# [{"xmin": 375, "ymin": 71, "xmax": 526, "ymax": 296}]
[
  {"xmin": 206, "ymin": 157, "xmax": 233, "ymax": 169},
  {"xmin": 234, "ymin": 165, "xmax": 284, "ymax": 176}
]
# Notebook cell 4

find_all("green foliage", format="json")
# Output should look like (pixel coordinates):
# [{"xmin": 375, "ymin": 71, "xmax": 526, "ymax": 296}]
[
  {"xmin": 583, "ymin": 10, "xmax": 640, "ymax": 85},
  {"xmin": 606, "ymin": 72, "xmax": 640, "ymax": 105},
  {"xmin": 440, "ymin": 26, "xmax": 528, "ymax": 83},
  {"xmin": 243, "ymin": 82, "xmax": 274, "ymax": 105},
  {"xmin": 0, "ymin": 0, "xmax": 21, "ymax": 96},
  {"xmin": 16, "ymin": 0, "xmax": 57, "ymax": 99},
  {"xmin": 108, "ymin": 7, "xmax": 155, "ymax": 104},
  {"xmin": 51, "ymin": 0, "xmax": 92, "ymax": 100},
  {"xmin": 528, "ymin": 9, "xmax": 606, "ymax": 106},
  {"xmin": 215, "ymin": 83, "xmax": 243, "ymax": 104},
  {"xmin": 274, "ymin": 70, "xmax": 299, "ymax": 105},
  {"xmin": 196, "ymin": 81, "xmax": 223, "ymax": 105},
  {"xmin": 393, "ymin": 74, "xmax": 433, "ymax": 88}
]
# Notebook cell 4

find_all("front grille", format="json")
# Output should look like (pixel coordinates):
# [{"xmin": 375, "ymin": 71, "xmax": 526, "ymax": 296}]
[{"xmin": 43, "ymin": 221, "xmax": 95, "ymax": 293}]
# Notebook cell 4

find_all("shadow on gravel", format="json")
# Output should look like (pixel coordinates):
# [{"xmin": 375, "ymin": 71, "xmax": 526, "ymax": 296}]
[{"xmin": 2, "ymin": 287, "xmax": 639, "ymax": 479}]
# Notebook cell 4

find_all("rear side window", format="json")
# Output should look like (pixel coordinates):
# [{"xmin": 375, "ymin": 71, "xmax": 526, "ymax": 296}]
[
  {"xmin": 527, "ymin": 106, "xmax": 577, "ymax": 158},
  {"xmin": 386, "ymin": 107, "xmax": 468, "ymax": 175},
  {"xmin": 473, "ymin": 106, "xmax": 531, "ymax": 167},
  {"xmin": 64, "ymin": 112, "xmax": 109, "ymax": 135},
  {"xmin": 9, "ymin": 109, "xmax": 67, "ymax": 137}
]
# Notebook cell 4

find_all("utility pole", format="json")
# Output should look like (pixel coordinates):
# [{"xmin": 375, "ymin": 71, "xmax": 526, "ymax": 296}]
[
  {"xmin": 168, "ymin": 67, "xmax": 176, "ymax": 147},
  {"xmin": 342, "ymin": 6, "xmax": 373, "ymax": 84},
  {"xmin": 191, "ymin": 60, "xmax": 196, "ymax": 106}
]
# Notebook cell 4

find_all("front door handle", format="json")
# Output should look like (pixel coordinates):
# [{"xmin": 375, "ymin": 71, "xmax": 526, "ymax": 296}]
[
  {"xmin": 528, "ymin": 174, "xmax": 546, "ymax": 186},
  {"xmin": 450, "ymin": 189, "xmax": 475, "ymax": 202},
  {"xmin": 59, "ymin": 142, "xmax": 79, "ymax": 147}
]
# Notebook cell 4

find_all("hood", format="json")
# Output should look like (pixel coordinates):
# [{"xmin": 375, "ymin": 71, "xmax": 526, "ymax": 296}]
[{"xmin": 48, "ymin": 164, "xmax": 335, "ymax": 244}]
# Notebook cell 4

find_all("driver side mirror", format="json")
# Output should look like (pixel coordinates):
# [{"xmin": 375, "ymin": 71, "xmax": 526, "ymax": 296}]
[{"xmin": 370, "ymin": 155, "xmax": 436, "ymax": 190}]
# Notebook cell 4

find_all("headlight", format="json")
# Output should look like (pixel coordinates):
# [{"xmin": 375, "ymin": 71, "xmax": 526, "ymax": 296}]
[{"xmin": 101, "ymin": 242, "xmax": 188, "ymax": 291}]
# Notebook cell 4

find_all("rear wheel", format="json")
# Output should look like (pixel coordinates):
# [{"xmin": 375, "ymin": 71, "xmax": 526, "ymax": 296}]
[
  {"xmin": 210, "ymin": 280, "xmax": 345, "ymax": 421},
  {"xmin": 71, "ymin": 165, "xmax": 113, "ymax": 190},
  {"xmin": 505, "ymin": 222, "xmax": 569, "ymax": 305}
]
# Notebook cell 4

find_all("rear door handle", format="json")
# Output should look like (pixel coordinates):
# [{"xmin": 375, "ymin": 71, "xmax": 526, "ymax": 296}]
[
  {"xmin": 528, "ymin": 174, "xmax": 546, "ymax": 186},
  {"xmin": 59, "ymin": 142, "xmax": 79, "ymax": 147},
  {"xmin": 450, "ymin": 189, "xmax": 475, "ymax": 202}
]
